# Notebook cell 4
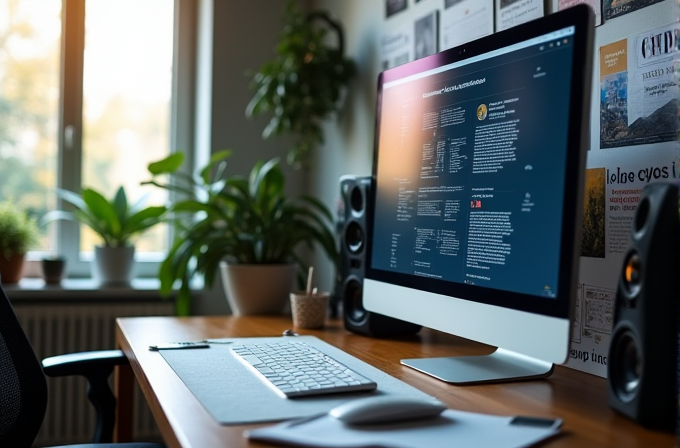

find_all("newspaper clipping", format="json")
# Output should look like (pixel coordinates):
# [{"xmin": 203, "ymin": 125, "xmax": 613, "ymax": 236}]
[{"xmin": 600, "ymin": 24, "xmax": 679, "ymax": 149}]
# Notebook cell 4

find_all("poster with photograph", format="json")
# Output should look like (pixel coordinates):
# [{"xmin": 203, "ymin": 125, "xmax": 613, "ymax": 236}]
[
  {"xmin": 581, "ymin": 168, "xmax": 606, "ymax": 259},
  {"xmin": 627, "ymin": 23, "xmax": 679, "ymax": 144},
  {"xmin": 414, "ymin": 11, "xmax": 439, "ymax": 60},
  {"xmin": 386, "ymin": 0, "xmax": 408, "ymax": 18},
  {"xmin": 565, "ymin": 151, "xmax": 680, "ymax": 377},
  {"xmin": 440, "ymin": 0, "xmax": 494, "ymax": 51},
  {"xmin": 495, "ymin": 0, "xmax": 544, "ymax": 31},
  {"xmin": 603, "ymin": 0, "xmax": 665, "ymax": 21},
  {"xmin": 600, "ymin": 25, "xmax": 679, "ymax": 149},
  {"xmin": 558, "ymin": 0, "xmax": 603, "ymax": 26},
  {"xmin": 599, "ymin": 39, "xmax": 630, "ymax": 149},
  {"xmin": 381, "ymin": 24, "xmax": 414, "ymax": 70}
]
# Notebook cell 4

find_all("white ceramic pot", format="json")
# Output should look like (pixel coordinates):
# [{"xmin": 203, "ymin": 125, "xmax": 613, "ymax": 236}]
[
  {"xmin": 92, "ymin": 245, "xmax": 135, "ymax": 286},
  {"xmin": 219, "ymin": 262, "xmax": 296, "ymax": 315}
]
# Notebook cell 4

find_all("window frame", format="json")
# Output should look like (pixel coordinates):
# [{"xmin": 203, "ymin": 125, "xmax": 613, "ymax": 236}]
[{"xmin": 44, "ymin": 0, "xmax": 194, "ymax": 278}]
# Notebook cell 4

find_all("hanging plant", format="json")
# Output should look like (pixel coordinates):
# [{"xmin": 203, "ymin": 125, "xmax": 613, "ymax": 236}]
[{"xmin": 245, "ymin": 1, "xmax": 355, "ymax": 169}]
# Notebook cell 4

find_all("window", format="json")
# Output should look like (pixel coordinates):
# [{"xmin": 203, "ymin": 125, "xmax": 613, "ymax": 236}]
[
  {"xmin": 0, "ymin": 0, "xmax": 61, "ymax": 253},
  {"xmin": 0, "ymin": 0, "xmax": 176, "ymax": 277}
]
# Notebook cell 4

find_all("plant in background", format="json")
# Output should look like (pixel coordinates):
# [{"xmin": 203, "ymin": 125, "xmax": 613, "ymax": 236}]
[
  {"xmin": 143, "ymin": 151, "xmax": 339, "ymax": 315},
  {"xmin": 42, "ymin": 186, "xmax": 167, "ymax": 248},
  {"xmin": 0, "ymin": 199, "xmax": 40, "ymax": 283},
  {"xmin": 0, "ymin": 199, "xmax": 39, "ymax": 259},
  {"xmin": 246, "ymin": 0, "xmax": 355, "ymax": 169}
]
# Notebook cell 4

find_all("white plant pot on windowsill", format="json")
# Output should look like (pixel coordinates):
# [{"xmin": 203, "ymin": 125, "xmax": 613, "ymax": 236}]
[
  {"xmin": 92, "ymin": 245, "xmax": 136, "ymax": 286},
  {"xmin": 219, "ymin": 262, "xmax": 296, "ymax": 315}
]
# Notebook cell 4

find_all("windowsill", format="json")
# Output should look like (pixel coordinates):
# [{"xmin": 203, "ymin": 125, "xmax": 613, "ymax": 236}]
[{"xmin": 4, "ymin": 277, "xmax": 167, "ymax": 301}]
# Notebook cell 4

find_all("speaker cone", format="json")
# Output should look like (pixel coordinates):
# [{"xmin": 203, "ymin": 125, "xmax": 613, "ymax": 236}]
[
  {"xmin": 345, "ymin": 221, "xmax": 364, "ymax": 254},
  {"xmin": 344, "ymin": 278, "xmax": 366, "ymax": 324},
  {"xmin": 621, "ymin": 251, "xmax": 641, "ymax": 298},
  {"xmin": 350, "ymin": 185, "xmax": 364, "ymax": 213},
  {"xmin": 610, "ymin": 329, "xmax": 641, "ymax": 403}
]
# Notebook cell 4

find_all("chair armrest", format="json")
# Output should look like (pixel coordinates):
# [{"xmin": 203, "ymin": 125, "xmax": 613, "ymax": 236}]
[
  {"xmin": 42, "ymin": 349, "xmax": 128, "ymax": 377},
  {"xmin": 41, "ymin": 349, "xmax": 129, "ymax": 443}
]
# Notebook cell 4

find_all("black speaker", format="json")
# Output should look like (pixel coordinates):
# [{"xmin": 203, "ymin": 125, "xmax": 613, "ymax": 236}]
[
  {"xmin": 607, "ymin": 182, "xmax": 680, "ymax": 431},
  {"xmin": 339, "ymin": 175, "xmax": 421, "ymax": 337}
]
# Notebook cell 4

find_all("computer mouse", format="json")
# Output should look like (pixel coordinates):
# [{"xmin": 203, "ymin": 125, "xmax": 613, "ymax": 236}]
[{"xmin": 328, "ymin": 395, "xmax": 447, "ymax": 425}]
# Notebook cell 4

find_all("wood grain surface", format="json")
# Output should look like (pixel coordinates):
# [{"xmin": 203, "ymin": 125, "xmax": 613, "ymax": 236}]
[{"xmin": 115, "ymin": 316, "xmax": 674, "ymax": 448}]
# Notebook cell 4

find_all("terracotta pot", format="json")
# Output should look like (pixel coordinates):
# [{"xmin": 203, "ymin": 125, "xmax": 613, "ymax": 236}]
[
  {"xmin": 219, "ymin": 262, "xmax": 296, "ymax": 315},
  {"xmin": 0, "ymin": 252, "xmax": 26, "ymax": 284}
]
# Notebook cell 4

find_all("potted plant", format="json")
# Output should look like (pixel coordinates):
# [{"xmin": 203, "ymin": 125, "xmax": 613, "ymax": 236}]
[
  {"xmin": 0, "ymin": 199, "xmax": 39, "ymax": 284},
  {"xmin": 144, "ymin": 151, "xmax": 338, "ymax": 316},
  {"xmin": 42, "ymin": 186, "xmax": 166, "ymax": 285},
  {"xmin": 245, "ymin": 0, "xmax": 355, "ymax": 168}
]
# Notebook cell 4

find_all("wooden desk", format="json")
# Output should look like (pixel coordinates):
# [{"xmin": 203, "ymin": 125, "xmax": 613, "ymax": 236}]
[{"xmin": 115, "ymin": 316, "xmax": 673, "ymax": 448}]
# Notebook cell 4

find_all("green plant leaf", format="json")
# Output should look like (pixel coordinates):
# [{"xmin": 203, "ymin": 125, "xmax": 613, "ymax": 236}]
[
  {"xmin": 129, "ymin": 192, "xmax": 152, "ymax": 215},
  {"xmin": 82, "ymin": 188, "xmax": 122, "ymax": 241},
  {"xmin": 55, "ymin": 188, "xmax": 88, "ymax": 211},
  {"xmin": 172, "ymin": 200, "xmax": 218, "ymax": 214},
  {"xmin": 0, "ymin": 200, "xmax": 40, "ymax": 257},
  {"xmin": 148, "ymin": 152, "xmax": 185, "ymax": 175},
  {"xmin": 40, "ymin": 210, "xmax": 75, "ymax": 226},
  {"xmin": 124, "ymin": 206, "xmax": 167, "ymax": 235},
  {"xmin": 146, "ymin": 152, "xmax": 338, "ymax": 315},
  {"xmin": 200, "ymin": 150, "xmax": 232, "ymax": 184},
  {"xmin": 113, "ymin": 186, "xmax": 128, "ymax": 223}
]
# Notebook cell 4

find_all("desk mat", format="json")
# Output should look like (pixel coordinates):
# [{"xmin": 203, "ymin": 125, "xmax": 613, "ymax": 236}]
[{"xmin": 159, "ymin": 336, "xmax": 432, "ymax": 425}]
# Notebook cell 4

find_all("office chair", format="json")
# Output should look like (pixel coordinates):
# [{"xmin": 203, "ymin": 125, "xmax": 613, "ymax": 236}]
[{"xmin": 0, "ymin": 284, "xmax": 165, "ymax": 448}]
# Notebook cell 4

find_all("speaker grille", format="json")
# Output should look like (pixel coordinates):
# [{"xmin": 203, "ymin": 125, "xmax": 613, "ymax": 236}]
[
  {"xmin": 344, "ymin": 221, "xmax": 364, "ymax": 254},
  {"xmin": 610, "ymin": 328, "xmax": 641, "ymax": 404},
  {"xmin": 349, "ymin": 184, "xmax": 364, "ymax": 213},
  {"xmin": 621, "ymin": 251, "xmax": 641, "ymax": 300},
  {"xmin": 344, "ymin": 277, "xmax": 367, "ymax": 324}
]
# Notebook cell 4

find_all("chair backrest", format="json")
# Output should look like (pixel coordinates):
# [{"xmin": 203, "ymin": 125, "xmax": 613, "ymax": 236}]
[{"xmin": 0, "ymin": 284, "xmax": 47, "ymax": 448}]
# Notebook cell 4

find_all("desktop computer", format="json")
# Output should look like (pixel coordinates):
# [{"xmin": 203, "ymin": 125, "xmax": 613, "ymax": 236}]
[{"xmin": 362, "ymin": 5, "xmax": 595, "ymax": 384}]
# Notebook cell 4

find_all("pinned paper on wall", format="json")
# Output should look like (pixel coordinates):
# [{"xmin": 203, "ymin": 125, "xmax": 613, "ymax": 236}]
[
  {"xmin": 599, "ymin": 24, "xmax": 679, "ymax": 150},
  {"xmin": 495, "ymin": 0, "xmax": 544, "ymax": 31},
  {"xmin": 386, "ymin": 0, "xmax": 408, "ymax": 18},
  {"xmin": 603, "ymin": 0, "xmax": 665, "ymax": 21},
  {"xmin": 440, "ymin": 0, "xmax": 494, "ymax": 51},
  {"xmin": 381, "ymin": 23, "xmax": 414, "ymax": 70},
  {"xmin": 414, "ymin": 11, "xmax": 439, "ymax": 60},
  {"xmin": 558, "ymin": 0, "xmax": 603, "ymax": 25}
]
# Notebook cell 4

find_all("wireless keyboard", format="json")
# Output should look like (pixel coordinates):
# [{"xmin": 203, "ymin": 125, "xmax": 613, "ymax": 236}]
[{"xmin": 230, "ymin": 341, "xmax": 377, "ymax": 398}]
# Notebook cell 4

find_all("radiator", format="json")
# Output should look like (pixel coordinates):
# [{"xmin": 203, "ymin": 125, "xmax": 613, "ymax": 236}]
[{"xmin": 12, "ymin": 300, "xmax": 174, "ymax": 447}]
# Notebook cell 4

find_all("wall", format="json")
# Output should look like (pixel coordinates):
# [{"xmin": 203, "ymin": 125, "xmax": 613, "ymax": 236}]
[
  {"xmin": 191, "ymin": 0, "xmax": 310, "ymax": 315},
  {"xmin": 308, "ymin": 0, "xmax": 463, "ymax": 290}
]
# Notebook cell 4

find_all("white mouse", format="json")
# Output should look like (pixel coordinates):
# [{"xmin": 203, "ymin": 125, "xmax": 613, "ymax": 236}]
[{"xmin": 328, "ymin": 396, "xmax": 447, "ymax": 425}]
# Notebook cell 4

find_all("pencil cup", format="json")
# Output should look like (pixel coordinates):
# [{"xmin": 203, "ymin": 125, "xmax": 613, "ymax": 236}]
[{"xmin": 290, "ymin": 291, "xmax": 329, "ymax": 329}]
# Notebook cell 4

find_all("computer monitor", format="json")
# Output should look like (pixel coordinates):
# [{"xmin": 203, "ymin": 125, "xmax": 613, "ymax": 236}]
[{"xmin": 364, "ymin": 5, "xmax": 594, "ymax": 384}]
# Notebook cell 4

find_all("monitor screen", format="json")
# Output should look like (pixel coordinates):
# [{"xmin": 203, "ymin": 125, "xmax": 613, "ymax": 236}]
[{"xmin": 363, "ymin": 5, "xmax": 594, "ymax": 383}]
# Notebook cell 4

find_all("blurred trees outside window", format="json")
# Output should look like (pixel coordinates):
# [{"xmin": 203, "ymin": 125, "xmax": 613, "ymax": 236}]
[{"xmin": 0, "ymin": 0, "xmax": 174, "ymax": 275}]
